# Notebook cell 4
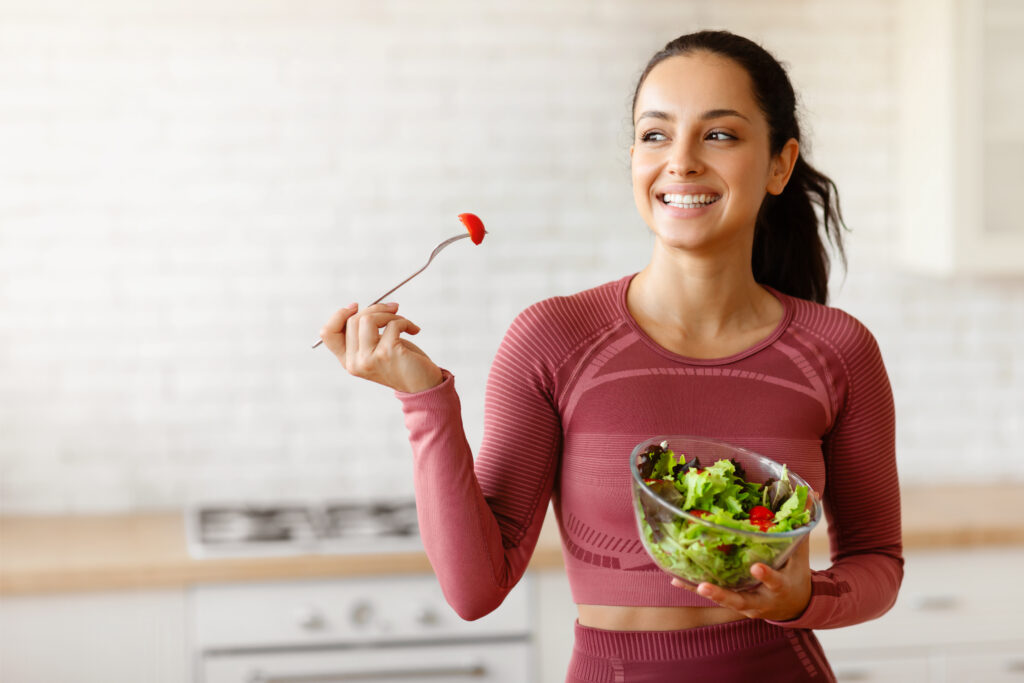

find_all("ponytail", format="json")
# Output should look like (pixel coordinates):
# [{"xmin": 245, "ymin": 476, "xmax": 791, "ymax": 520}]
[{"xmin": 753, "ymin": 157, "xmax": 845, "ymax": 304}]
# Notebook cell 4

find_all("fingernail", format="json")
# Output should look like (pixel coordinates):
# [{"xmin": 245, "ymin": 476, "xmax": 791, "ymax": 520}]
[
  {"xmin": 698, "ymin": 585, "xmax": 712, "ymax": 597},
  {"xmin": 346, "ymin": 302, "xmax": 357, "ymax": 309}
]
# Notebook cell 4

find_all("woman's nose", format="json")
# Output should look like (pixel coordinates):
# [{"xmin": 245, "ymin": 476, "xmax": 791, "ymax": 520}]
[{"xmin": 667, "ymin": 138, "xmax": 703, "ymax": 176}]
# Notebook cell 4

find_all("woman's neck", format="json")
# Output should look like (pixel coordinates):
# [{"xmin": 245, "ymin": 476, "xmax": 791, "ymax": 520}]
[{"xmin": 626, "ymin": 248, "xmax": 783, "ymax": 358}]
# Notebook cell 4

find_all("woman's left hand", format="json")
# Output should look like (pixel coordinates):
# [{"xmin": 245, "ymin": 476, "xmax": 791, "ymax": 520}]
[{"xmin": 671, "ymin": 537, "xmax": 812, "ymax": 622}]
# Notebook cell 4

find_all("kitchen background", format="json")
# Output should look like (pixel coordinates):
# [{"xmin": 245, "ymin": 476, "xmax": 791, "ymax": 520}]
[
  {"xmin": 2, "ymin": 0, "xmax": 1022, "ymax": 516},
  {"xmin": 2, "ymin": 1, "xmax": 1023, "ymax": 682}
]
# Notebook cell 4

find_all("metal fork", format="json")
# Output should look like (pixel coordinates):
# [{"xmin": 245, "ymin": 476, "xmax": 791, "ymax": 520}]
[{"xmin": 311, "ymin": 232, "xmax": 471, "ymax": 349}]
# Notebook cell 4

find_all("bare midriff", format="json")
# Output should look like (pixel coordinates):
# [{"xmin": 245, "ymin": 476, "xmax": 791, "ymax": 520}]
[{"xmin": 577, "ymin": 604, "xmax": 747, "ymax": 631}]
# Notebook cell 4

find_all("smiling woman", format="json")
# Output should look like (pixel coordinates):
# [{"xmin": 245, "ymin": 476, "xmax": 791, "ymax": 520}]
[
  {"xmin": 630, "ymin": 56, "xmax": 795, "ymax": 264},
  {"xmin": 628, "ymin": 34, "xmax": 845, "ymax": 308},
  {"xmin": 320, "ymin": 30, "xmax": 901, "ymax": 683}
]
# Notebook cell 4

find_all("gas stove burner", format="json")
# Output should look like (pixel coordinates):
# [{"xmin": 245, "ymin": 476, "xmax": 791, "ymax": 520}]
[
  {"xmin": 185, "ymin": 500, "xmax": 422, "ymax": 558},
  {"xmin": 198, "ymin": 505, "xmax": 318, "ymax": 544},
  {"xmin": 324, "ymin": 500, "xmax": 419, "ymax": 539}
]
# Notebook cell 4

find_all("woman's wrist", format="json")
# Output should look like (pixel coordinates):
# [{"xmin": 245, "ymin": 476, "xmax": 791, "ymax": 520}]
[{"xmin": 398, "ymin": 367, "xmax": 447, "ymax": 394}]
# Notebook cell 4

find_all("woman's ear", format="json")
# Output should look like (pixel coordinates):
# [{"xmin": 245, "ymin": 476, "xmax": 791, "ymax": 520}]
[{"xmin": 766, "ymin": 138, "xmax": 799, "ymax": 195}]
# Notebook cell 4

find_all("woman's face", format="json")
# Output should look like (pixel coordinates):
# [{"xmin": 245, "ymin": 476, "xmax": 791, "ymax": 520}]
[{"xmin": 631, "ymin": 51, "xmax": 797, "ymax": 257}]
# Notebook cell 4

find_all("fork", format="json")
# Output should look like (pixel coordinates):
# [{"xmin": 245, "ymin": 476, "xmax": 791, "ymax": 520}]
[{"xmin": 311, "ymin": 232, "xmax": 471, "ymax": 349}]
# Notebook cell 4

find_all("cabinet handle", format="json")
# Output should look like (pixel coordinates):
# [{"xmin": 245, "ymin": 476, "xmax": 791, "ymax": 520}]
[
  {"xmin": 909, "ymin": 594, "xmax": 958, "ymax": 611},
  {"xmin": 1006, "ymin": 658, "xmax": 1024, "ymax": 673},
  {"xmin": 247, "ymin": 661, "xmax": 486, "ymax": 682}
]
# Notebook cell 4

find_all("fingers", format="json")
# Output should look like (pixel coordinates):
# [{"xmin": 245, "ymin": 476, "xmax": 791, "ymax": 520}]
[
  {"xmin": 343, "ymin": 303, "xmax": 424, "ymax": 377},
  {"xmin": 689, "ymin": 539, "xmax": 813, "ymax": 620},
  {"xmin": 669, "ymin": 576, "xmax": 744, "ymax": 611},
  {"xmin": 346, "ymin": 302, "xmax": 396, "ymax": 371},
  {"xmin": 378, "ymin": 316, "xmax": 421, "ymax": 350},
  {"xmin": 321, "ymin": 302, "xmax": 408, "ymax": 365},
  {"xmin": 356, "ymin": 304, "xmax": 420, "ymax": 348},
  {"xmin": 320, "ymin": 303, "xmax": 358, "ymax": 354},
  {"xmin": 696, "ymin": 582, "xmax": 741, "ymax": 608},
  {"xmin": 750, "ymin": 563, "xmax": 784, "ymax": 591},
  {"xmin": 670, "ymin": 578, "xmax": 699, "ymax": 593}
]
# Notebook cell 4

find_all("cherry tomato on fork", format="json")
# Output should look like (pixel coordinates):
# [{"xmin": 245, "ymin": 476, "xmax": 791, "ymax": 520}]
[{"xmin": 458, "ymin": 213, "xmax": 486, "ymax": 244}]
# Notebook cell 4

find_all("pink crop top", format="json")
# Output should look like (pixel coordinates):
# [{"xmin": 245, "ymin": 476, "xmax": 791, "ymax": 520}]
[{"xmin": 396, "ymin": 275, "xmax": 903, "ymax": 630}]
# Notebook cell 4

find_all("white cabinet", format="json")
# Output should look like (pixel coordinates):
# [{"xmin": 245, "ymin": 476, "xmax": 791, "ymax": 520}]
[
  {"xmin": 190, "ymin": 574, "xmax": 536, "ymax": 683},
  {"xmin": 945, "ymin": 646, "xmax": 1024, "ymax": 682},
  {"xmin": 897, "ymin": 0, "xmax": 1024, "ymax": 274},
  {"xmin": 533, "ymin": 569, "xmax": 578, "ymax": 683},
  {"xmin": 201, "ymin": 641, "xmax": 533, "ymax": 683},
  {"xmin": 814, "ymin": 546, "xmax": 1024, "ymax": 682},
  {"xmin": 0, "ymin": 588, "xmax": 189, "ymax": 683},
  {"xmin": 828, "ymin": 655, "xmax": 933, "ymax": 682}
]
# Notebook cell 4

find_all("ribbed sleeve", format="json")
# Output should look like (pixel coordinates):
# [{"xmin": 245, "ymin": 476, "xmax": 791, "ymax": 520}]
[
  {"xmin": 767, "ymin": 307, "xmax": 903, "ymax": 629},
  {"xmin": 396, "ymin": 305, "xmax": 564, "ymax": 620}
]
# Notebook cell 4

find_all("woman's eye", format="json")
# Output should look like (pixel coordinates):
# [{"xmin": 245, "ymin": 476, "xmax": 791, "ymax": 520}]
[
  {"xmin": 640, "ymin": 131, "xmax": 667, "ymax": 142},
  {"xmin": 707, "ymin": 130, "xmax": 736, "ymax": 141}
]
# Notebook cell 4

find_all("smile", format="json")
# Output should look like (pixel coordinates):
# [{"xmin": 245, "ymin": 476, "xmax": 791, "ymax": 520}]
[{"xmin": 660, "ymin": 193, "xmax": 721, "ymax": 209}]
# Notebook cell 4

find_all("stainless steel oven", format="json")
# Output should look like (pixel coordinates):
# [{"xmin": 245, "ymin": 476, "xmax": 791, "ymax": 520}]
[{"xmin": 191, "ymin": 574, "xmax": 534, "ymax": 683}]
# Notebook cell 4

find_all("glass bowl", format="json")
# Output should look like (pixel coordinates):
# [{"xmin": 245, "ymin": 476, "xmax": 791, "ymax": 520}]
[{"xmin": 630, "ymin": 435, "xmax": 822, "ymax": 591}]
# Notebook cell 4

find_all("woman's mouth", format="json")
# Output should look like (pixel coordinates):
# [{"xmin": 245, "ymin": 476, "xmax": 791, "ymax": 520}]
[{"xmin": 659, "ymin": 192, "xmax": 721, "ymax": 209}]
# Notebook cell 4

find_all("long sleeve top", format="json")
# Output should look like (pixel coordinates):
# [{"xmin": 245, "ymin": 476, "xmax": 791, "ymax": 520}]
[{"xmin": 396, "ymin": 274, "xmax": 903, "ymax": 630}]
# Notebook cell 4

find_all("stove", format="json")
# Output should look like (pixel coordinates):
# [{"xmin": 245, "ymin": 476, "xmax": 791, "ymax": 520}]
[{"xmin": 185, "ymin": 500, "xmax": 421, "ymax": 558}]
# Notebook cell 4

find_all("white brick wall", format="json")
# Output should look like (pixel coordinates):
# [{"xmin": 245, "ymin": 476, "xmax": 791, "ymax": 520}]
[{"xmin": 1, "ymin": 0, "xmax": 1021, "ymax": 513}]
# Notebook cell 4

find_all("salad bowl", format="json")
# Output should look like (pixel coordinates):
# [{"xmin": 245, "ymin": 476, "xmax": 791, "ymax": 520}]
[{"xmin": 630, "ymin": 435, "xmax": 822, "ymax": 591}]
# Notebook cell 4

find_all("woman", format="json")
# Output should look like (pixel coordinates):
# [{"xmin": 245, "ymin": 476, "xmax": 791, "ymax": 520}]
[{"xmin": 320, "ymin": 30, "xmax": 902, "ymax": 683}]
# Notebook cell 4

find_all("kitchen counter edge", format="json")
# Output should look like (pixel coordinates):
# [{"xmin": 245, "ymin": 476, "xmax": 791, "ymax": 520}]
[{"xmin": 3, "ymin": 485, "xmax": 1023, "ymax": 596}]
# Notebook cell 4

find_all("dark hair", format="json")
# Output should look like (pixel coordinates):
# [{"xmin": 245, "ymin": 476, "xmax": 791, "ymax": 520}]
[{"xmin": 632, "ymin": 31, "xmax": 846, "ymax": 305}]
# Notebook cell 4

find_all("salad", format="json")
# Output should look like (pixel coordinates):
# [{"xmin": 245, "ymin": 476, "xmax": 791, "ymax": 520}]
[{"xmin": 634, "ymin": 440, "xmax": 812, "ymax": 589}]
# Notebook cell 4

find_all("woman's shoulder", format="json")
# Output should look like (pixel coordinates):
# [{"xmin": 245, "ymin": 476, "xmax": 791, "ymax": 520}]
[
  {"xmin": 778, "ymin": 290, "xmax": 884, "ymax": 362},
  {"xmin": 518, "ymin": 276, "xmax": 625, "ymax": 322},
  {"xmin": 506, "ymin": 276, "xmax": 629, "ymax": 345}
]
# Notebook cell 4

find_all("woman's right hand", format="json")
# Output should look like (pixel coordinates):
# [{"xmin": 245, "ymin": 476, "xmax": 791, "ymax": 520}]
[{"xmin": 320, "ymin": 302, "xmax": 444, "ymax": 394}]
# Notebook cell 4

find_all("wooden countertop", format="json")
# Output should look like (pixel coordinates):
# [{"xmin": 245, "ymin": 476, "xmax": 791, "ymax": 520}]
[{"xmin": 2, "ymin": 485, "xmax": 1023, "ymax": 596}]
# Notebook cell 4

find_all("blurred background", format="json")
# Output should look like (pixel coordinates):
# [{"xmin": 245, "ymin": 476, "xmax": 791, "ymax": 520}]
[
  {"xmin": 2, "ymin": 0, "xmax": 1021, "ymax": 514},
  {"xmin": 1, "ymin": 0, "xmax": 1022, "ymax": 681}
]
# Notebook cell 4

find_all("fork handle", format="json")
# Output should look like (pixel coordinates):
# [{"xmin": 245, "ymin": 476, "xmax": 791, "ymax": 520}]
[{"xmin": 311, "ymin": 233, "xmax": 470, "ymax": 349}]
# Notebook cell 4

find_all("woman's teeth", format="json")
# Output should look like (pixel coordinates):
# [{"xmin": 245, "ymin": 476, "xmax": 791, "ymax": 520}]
[{"xmin": 662, "ymin": 193, "xmax": 720, "ymax": 209}]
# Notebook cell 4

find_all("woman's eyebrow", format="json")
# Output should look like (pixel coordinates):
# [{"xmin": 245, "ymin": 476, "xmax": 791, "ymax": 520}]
[
  {"xmin": 635, "ymin": 108, "xmax": 750, "ymax": 123},
  {"xmin": 701, "ymin": 108, "xmax": 750, "ymax": 122}
]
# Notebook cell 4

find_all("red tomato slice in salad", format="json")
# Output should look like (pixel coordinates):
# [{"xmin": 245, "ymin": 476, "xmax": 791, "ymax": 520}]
[
  {"xmin": 748, "ymin": 505, "xmax": 775, "ymax": 531},
  {"xmin": 458, "ymin": 212, "xmax": 486, "ymax": 244}
]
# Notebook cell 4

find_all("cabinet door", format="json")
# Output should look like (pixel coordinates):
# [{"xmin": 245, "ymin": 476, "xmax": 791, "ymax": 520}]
[
  {"xmin": 201, "ymin": 641, "xmax": 533, "ymax": 683},
  {"xmin": 944, "ymin": 646, "xmax": 1024, "ymax": 683},
  {"xmin": 897, "ymin": 0, "xmax": 1024, "ymax": 274},
  {"xmin": 828, "ymin": 654, "xmax": 932, "ymax": 683},
  {"xmin": 814, "ymin": 547, "xmax": 1024, "ymax": 654},
  {"xmin": 0, "ymin": 589, "xmax": 189, "ymax": 683}
]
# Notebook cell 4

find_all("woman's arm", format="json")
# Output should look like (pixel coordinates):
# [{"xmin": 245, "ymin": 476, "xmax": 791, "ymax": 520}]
[
  {"xmin": 682, "ymin": 319, "xmax": 903, "ymax": 628},
  {"xmin": 323, "ymin": 302, "xmax": 562, "ymax": 620},
  {"xmin": 394, "ymin": 310, "xmax": 562, "ymax": 620},
  {"xmin": 767, "ymin": 320, "xmax": 904, "ymax": 629},
  {"xmin": 397, "ymin": 373, "xmax": 558, "ymax": 619}
]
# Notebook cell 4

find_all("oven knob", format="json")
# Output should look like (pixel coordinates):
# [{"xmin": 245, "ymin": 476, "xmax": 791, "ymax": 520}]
[
  {"xmin": 415, "ymin": 605, "xmax": 440, "ymax": 626},
  {"xmin": 294, "ymin": 605, "xmax": 326, "ymax": 631},
  {"xmin": 349, "ymin": 600, "xmax": 374, "ymax": 627}
]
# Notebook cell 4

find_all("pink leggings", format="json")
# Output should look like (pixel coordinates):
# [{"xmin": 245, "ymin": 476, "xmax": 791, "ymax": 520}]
[{"xmin": 567, "ymin": 619, "xmax": 836, "ymax": 682}]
